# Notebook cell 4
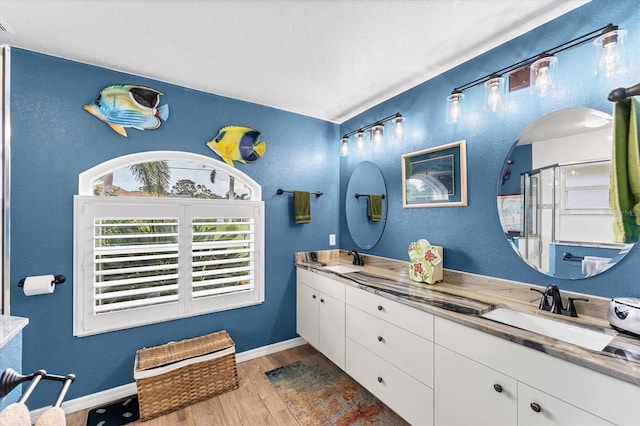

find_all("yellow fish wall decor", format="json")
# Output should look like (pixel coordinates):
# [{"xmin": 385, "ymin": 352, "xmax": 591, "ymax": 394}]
[
  {"xmin": 206, "ymin": 126, "xmax": 266, "ymax": 167},
  {"xmin": 84, "ymin": 85, "xmax": 169, "ymax": 137}
]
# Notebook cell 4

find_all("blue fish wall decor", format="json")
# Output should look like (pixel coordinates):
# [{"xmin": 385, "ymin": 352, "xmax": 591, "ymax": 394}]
[
  {"xmin": 84, "ymin": 84, "xmax": 169, "ymax": 137},
  {"xmin": 206, "ymin": 125, "xmax": 266, "ymax": 167}
]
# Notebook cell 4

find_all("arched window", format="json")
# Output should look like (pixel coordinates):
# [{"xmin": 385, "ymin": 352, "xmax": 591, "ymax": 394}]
[
  {"xmin": 78, "ymin": 150, "xmax": 261, "ymax": 200},
  {"xmin": 74, "ymin": 151, "xmax": 264, "ymax": 336}
]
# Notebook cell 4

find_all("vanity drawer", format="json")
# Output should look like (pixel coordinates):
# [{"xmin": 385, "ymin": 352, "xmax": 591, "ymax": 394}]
[
  {"xmin": 346, "ymin": 338, "xmax": 433, "ymax": 426},
  {"xmin": 345, "ymin": 285, "xmax": 433, "ymax": 341},
  {"xmin": 517, "ymin": 382, "xmax": 612, "ymax": 425},
  {"xmin": 297, "ymin": 267, "xmax": 345, "ymax": 301},
  {"xmin": 346, "ymin": 305, "xmax": 433, "ymax": 386}
]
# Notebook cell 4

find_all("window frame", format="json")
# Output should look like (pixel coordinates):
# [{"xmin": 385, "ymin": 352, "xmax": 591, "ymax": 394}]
[{"xmin": 74, "ymin": 151, "xmax": 264, "ymax": 336}]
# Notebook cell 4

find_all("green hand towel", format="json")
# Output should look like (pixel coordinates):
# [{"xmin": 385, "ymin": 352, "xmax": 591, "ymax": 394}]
[
  {"xmin": 610, "ymin": 97, "xmax": 640, "ymax": 243},
  {"xmin": 368, "ymin": 194, "xmax": 383, "ymax": 222},
  {"xmin": 294, "ymin": 191, "xmax": 311, "ymax": 224},
  {"xmin": 629, "ymin": 98, "xmax": 640, "ymax": 223}
]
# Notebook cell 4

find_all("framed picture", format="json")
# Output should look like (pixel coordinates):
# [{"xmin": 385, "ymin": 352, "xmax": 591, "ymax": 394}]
[
  {"xmin": 497, "ymin": 194, "xmax": 522, "ymax": 233},
  {"xmin": 402, "ymin": 140, "xmax": 467, "ymax": 208}
]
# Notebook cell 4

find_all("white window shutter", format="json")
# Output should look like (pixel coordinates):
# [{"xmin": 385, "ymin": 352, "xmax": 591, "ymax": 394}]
[{"xmin": 74, "ymin": 197, "xmax": 264, "ymax": 336}]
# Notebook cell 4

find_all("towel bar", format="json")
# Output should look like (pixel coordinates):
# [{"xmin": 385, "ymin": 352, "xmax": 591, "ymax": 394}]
[
  {"xmin": 562, "ymin": 252, "xmax": 584, "ymax": 262},
  {"xmin": 608, "ymin": 82, "xmax": 640, "ymax": 102},
  {"xmin": 355, "ymin": 193, "xmax": 385, "ymax": 199},
  {"xmin": 277, "ymin": 188, "xmax": 323, "ymax": 197}
]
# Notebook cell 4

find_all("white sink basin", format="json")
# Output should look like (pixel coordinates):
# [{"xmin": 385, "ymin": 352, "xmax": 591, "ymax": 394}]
[
  {"xmin": 481, "ymin": 307, "xmax": 616, "ymax": 351},
  {"xmin": 323, "ymin": 264, "xmax": 362, "ymax": 274}
]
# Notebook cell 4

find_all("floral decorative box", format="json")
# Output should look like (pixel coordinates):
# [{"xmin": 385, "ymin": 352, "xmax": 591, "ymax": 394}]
[{"xmin": 408, "ymin": 239, "xmax": 443, "ymax": 284}]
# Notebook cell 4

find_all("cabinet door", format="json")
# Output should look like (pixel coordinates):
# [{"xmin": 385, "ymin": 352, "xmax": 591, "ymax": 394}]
[
  {"xmin": 518, "ymin": 382, "xmax": 613, "ymax": 426},
  {"xmin": 296, "ymin": 282, "xmax": 318, "ymax": 348},
  {"xmin": 318, "ymin": 292, "xmax": 345, "ymax": 370},
  {"xmin": 435, "ymin": 345, "xmax": 517, "ymax": 426}
]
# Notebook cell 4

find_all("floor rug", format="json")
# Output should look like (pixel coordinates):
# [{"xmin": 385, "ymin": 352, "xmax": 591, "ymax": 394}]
[
  {"xmin": 86, "ymin": 395, "xmax": 139, "ymax": 426},
  {"xmin": 265, "ymin": 353, "xmax": 408, "ymax": 426}
]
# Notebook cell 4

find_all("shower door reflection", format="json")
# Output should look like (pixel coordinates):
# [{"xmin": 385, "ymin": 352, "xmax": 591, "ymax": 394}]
[{"xmin": 521, "ymin": 166, "xmax": 556, "ymax": 273}]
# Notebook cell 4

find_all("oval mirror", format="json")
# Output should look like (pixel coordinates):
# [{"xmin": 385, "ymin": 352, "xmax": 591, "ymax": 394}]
[
  {"xmin": 346, "ymin": 161, "xmax": 387, "ymax": 249},
  {"xmin": 497, "ymin": 107, "xmax": 634, "ymax": 279}
]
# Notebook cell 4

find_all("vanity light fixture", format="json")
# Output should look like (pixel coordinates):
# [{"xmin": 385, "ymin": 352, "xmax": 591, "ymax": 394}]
[
  {"xmin": 530, "ymin": 54, "xmax": 558, "ymax": 98},
  {"xmin": 446, "ymin": 23, "xmax": 623, "ymax": 123},
  {"xmin": 355, "ymin": 130, "xmax": 365, "ymax": 152},
  {"xmin": 446, "ymin": 91, "xmax": 464, "ymax": 124},
  {"xmin": 393, "ymin": 114, "xmax": 405, "ymax": 140},
  {"xmin": 594, "ymin": 24, "xmax": 627, "ymax": 78},
  {"xmin": 340, "ymin": 136, "xmax": 349, "ymax": 157},
  {"xmin": 340, "ymin": 112, "xmax": 404, "ymax": 157},
  {"xmin": 371, "ymin": 123, "xmax": 384, "ymax": 146},
  {"xmin": 484, "ymin": 74, "xmax": 505, "ymax": 112}
]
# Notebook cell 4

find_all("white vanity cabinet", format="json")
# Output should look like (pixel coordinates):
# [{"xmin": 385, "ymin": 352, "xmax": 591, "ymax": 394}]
[
  {"xmin": 435, "ymin": 316, "xmax": 638, "ymax": 426},
  {"xmin": 296, "ymin": 267, "xmax": 345, "ymax": 369},
  {"xmin": 295, "ymin": 265, "xmax": 639, "ymax": 426},
  {"xmin": 345, "ymin": 285, "xmax": 434, "ymax": 425}
]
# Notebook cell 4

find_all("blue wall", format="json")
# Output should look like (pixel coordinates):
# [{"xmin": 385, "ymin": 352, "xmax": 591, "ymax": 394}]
[
  {"xmin": 340, "ymin": 0, "xmax": 640, "ymax": 298},
  {"xmin": 9, "ymin": 50, "xmax": 339, "ymax": 406}
]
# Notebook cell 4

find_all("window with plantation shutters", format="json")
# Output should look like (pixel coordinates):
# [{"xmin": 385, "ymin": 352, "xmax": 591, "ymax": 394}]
[{"xmin": 74, "ymin": 152, "xmax": 263, "ymax": 336}]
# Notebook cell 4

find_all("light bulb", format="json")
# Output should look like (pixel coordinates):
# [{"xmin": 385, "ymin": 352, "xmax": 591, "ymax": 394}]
[
  {"xmin": 535, "ymin": 67, "xmax": 551, "ymax": 96},
  {"xmin": 356, "ymin": 131, "xmax": 365, "ymax": 152},
  {"xmin": 530, "ymin": 56, "xmax": 557, "ymax": 98},
  {"xmin": 393, "ymin": 115, "xmax": 405, "ymax": 140},
  {"xmin": 340, "ymin": 137, "xmax": 349, "ymax": 157},
  {"xmin": 446, "ymin": 92, "xmax": 464, "ymax": 124},
  {"xmin": 599, "ymin": 44, "xmax": 621, "ymax": 77},
  {"xmin": 484, "ymin": 76, "xmax": 504, "ymax": 112},
  {"xmin": 371, "ymin": 123, "xmax": 384, "ymax": 146}
]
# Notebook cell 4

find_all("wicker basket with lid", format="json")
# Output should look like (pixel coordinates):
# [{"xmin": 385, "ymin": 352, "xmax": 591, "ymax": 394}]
[{"xmin": 134, "ymin": 330, "xmax": 238, "ymax": 421}]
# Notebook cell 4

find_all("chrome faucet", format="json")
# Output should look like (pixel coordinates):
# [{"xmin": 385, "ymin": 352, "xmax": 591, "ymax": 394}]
[
  {"xmin": 530, "ymin": 285, "xmax": 588, "ymax": 317},
  {"xmin": 347, "ymin": 250, "xmax": 364, "ymax": 266}
]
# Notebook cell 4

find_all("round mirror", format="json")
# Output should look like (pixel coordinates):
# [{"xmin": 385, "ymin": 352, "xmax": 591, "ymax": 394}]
[
  {"xmin": 346, "ymin": 161, "xmax": 387, "ymax": 249},
  {"xmin": 497, "ymin": 107, "xmax": 634, "ymax": 279}
]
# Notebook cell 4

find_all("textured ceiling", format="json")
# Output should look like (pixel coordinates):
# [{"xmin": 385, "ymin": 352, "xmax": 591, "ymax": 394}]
[{"xmin": 0, "ymin": 0, "xmax": 589, "ymax": 123}]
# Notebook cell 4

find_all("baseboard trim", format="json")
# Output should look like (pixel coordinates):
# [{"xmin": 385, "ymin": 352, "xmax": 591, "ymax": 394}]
[
  {"xmin": 235, "ymin": 336, "xmax": 305, "ymax": 363},
  {"xmin": 29, "ymin": 336, "xmax": 306, "ymax": 422}
]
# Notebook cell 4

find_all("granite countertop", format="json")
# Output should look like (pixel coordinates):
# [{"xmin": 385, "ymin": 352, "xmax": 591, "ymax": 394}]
[
  {"xmin": 0, "ymin": 315, "xmax": 29, "ymax": 349},
  {"xmin": 295, "ymin": 250, "xmax": 640, "ymax": 386}
]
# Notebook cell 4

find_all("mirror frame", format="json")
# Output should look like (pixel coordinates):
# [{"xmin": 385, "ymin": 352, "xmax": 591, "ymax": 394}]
[{"xmin": 346, "ymin": 161, "xmax": 387, "ymax": 249}]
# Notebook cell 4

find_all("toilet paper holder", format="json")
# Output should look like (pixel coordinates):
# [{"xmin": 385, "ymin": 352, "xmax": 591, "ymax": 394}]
[{"xmin": 18, "ymin": 274, "xmax": 66, "ymax": 288}]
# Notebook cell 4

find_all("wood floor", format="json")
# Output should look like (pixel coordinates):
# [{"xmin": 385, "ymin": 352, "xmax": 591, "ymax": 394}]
[{"xmin": 65, "ymin": 344, "xmax": 319, "ymax": 426}]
